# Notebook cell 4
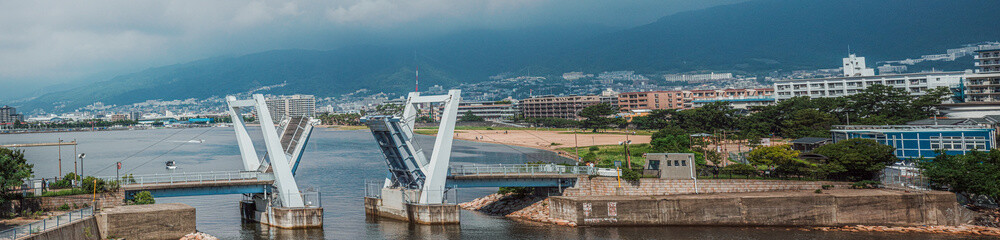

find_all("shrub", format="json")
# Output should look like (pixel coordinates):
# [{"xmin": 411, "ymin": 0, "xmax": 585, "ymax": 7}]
[
  {"xmin": 128, "ymin": 191, "xmax": 155, "ymax": 205},
  {"xmin": 722, "ymin": 163, "xmax": 756, "ymax": 176},
  {"xmin": 850, "ymin": 180, "xmax": 881, "ymax": 189},
  {"xmin": 81, "ymin": 176, "xmax": 105, "ymax": 193},
  {"xmin": 814, "ymin": 189, "xmax": 823, "ymax": 194},
  {"xmin": 589, "ymin": 146, "xmax": 600, "ymax": 151},
  {"xmin": 821, "ymin": 184, "xmax": 834, "ymax": 190},
  {"xmin": 620, "ymin": 168, "xmax": 641, "ymax": 182},
  {"xmin": 57, "ymin": 203, "xmax": 71, "ymax": 211}
]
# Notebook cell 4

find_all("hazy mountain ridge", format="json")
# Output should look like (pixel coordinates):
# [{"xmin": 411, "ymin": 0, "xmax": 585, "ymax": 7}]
[{"xmin": 19, "ymin": 0, "xmax": 1000, "ymax": 112}]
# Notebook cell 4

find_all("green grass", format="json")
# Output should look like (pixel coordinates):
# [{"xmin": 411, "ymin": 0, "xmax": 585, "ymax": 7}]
[
  {"xmin": 37, "ymin": 188, "xmax": 89, "ymax": 197},
  {"xmin": 413, "ymin": 129, "xmax": 466, "ymax": 135},
  {"xmin": 558, "ymin": 144, "xmax": 653, "ymax": 168},
  {"xmin": 332, "ymin": 125, "xmax": 368, "ymax": 130}
]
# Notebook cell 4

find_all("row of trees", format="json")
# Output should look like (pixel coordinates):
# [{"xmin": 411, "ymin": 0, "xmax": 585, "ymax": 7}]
[
  {"xmin": 631, "ymin": 85, "xmax": 949, "ymax": 139},
  {"xmin": 920, "ymin": 149, "xmax": 1000, "ymax": 200},
  {"xmin": 317, "ymin": 113, "xmax": 363, "ymax": 125},
  {"xmin": 738, "ymin": 139, "xmax": 897, "ymax": 181}
]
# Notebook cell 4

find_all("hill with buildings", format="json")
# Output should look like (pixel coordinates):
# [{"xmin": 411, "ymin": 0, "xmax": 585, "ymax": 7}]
[{"xmin": 18, "ymin": 0, "xmax": 1000, "ymax": 113}]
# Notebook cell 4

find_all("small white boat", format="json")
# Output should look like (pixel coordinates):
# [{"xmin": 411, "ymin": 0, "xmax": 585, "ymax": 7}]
[{"xmin": 166, "ymin": 160, "xmax": 177, "ymax": 170}]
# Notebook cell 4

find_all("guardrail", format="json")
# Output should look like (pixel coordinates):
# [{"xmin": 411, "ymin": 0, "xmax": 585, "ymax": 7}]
[
  {"xmin": 449, "ymin": 164, "xmax": 618, "ymax": 177},
  {"xmin": 0, "ymin": 207, "xmax": 94, "ymax": 240},
  {"xmin": 100, "ymin": 171, "xmax": 274, "ymax": 187}
]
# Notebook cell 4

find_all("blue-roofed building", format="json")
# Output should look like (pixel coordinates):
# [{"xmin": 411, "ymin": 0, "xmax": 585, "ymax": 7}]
[
  {"xmin": 831, "ymin": 125, "xmax": 996, "ymax": 159},
  {"xmin": 186, "ymin": 118, "xmax": 213, "ymax": 124}
]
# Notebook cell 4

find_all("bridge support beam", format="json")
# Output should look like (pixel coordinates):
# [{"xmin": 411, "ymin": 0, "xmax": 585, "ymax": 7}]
[{"xmin": 363, "ymin": 188, "xmax": 459, "ymax": 224}]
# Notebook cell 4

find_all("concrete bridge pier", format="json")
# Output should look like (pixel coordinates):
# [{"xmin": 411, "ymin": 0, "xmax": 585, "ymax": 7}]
[
  {"xmin": 364, "ymin": 188, "xmax": 460, "ymax": 224},
  {"xmin": 240, "ymin": 193, "xmax": 324, "ymax": 228}
]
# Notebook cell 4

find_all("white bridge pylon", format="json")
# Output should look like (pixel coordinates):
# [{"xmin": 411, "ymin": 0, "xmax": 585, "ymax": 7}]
[
  {"xmin": 367, "ymin": 90, "xmax": 461, "ymax": 204},
  {"xmin": 226, "ymin": 94, "xmax": 309, "ymax": 208}
]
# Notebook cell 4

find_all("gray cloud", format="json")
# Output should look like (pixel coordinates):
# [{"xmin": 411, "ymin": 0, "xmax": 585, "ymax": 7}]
[{"xmin": 0, "ymin": 0, "xmax": 744, "ymax": 94}]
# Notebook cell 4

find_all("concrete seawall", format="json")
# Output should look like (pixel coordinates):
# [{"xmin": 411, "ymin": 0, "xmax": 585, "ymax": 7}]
[
  {"xmin": 565, "ymin": 177, "xmax": 853, "ymax": 196},
  {"xmin": 549, "ymin": 189, "xmax": 974, "ymax": 227},
  {"xmin": 24, "ymin": 216, "xmax": 101, "ymax": 240}
]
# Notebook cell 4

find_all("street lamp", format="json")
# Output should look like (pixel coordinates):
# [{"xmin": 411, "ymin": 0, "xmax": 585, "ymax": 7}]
[{"xmin": 78, "ymin": 153, "xmax": 86, "ymax": 177}]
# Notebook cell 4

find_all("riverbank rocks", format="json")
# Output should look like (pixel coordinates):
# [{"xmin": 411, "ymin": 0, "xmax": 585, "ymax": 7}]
[
  {"xmin": 815, "ymin": 225, "xmax": 1000, "ymax": 236},
  {"xmin": 179, "ymin": 232, "xmax": 218, "ymax": 240},
  {"xmin": 461, "ymin": 194, "xmax": 577, "ymax": 227}
]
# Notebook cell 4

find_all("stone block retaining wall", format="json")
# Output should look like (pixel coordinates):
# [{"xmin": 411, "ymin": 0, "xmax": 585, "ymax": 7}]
[{"xmin": 564, "ymin": 177, "xmax": 852, "ymax": 196}]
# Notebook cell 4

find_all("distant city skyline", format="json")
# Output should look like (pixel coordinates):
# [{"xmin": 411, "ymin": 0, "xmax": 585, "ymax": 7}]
[{"xmin": 0, "ymin": 0, "xmax": 744, "ymax": 94}]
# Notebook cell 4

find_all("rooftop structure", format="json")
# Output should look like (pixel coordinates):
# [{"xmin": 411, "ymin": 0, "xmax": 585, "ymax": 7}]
[
  {"xmin": 457, "ymin": 100, "xmax": 519, "ymax": 121},
  {"xmin": 843, "ymin": 54, "xmax": 875, "ymax": 77}
]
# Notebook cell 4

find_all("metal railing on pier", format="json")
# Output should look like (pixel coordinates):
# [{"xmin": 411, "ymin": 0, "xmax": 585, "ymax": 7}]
[
  {"xmin": 100, "ymin": 171, "xmax": 273, "ymax": 187},
  {"xmin": 449, "ymin": 164, "xmax": 612, "ymax": 176},
  {"xmin": 0, "ymin": 207, "xmax": 94, "ymax": 240}
]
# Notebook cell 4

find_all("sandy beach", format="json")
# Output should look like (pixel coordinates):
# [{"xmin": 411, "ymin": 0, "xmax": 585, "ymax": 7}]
[{"xmin": 453, "ymin": 129, "xmax": 650, "ymax": 152}]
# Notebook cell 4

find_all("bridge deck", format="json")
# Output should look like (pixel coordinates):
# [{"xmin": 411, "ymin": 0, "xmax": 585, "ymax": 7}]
[
  {"xmin": 122, "ymin": 179, "xmax": 274, "ymax": 191},
  {"xmin": 104, "ymin": 171, "xmax": 275, "ymax": 197}
]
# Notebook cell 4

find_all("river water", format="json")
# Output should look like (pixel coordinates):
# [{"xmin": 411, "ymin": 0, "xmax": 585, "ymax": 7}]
[{"xmin": 0, "ymin": 128, "xmax": 988, "ymax": 239}]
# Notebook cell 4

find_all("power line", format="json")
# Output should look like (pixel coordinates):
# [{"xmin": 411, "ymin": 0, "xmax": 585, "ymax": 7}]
[
  {"xmin": 90, "ymin": 128, "xmax": 187, "ymax": 176},
  {"xmin": 123, "ymin": 127, "xmax": 215, "ymax": 173}
]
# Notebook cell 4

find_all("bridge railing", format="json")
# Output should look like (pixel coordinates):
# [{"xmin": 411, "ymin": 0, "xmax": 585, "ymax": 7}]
[
  {"xmin": 449, "ymin": 164, "xmax": 599, "ymax": 176},
  {"xmin": 0, "ymin": 207, "xmax": 94, "ymax": 240},
  {"xmin": 101, "ymin": 171, "xmax": 273, "ymax": 187}
]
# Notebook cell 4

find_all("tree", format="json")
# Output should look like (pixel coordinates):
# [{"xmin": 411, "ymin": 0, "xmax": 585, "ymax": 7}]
[
  {"xmin": 673, "ymin": 102, "xmax": 737, "ymax": 133},
  {"xmin": 813, "ymin": 139, "xmax": 897, "ymax": 181},
  {"xmin": 650, "ymin": 134, "xmax": 690, "ymax": 153},
  {"xmin": 579, "ymin": 104, "xmax": 617, "ymax": 132},
  {"xmin": 780, "ymin": 109, "xmax": 836, "ymax": 138},
  {"xmin": 746, "ymin": 145, "xmax": 801, "ymax": 172},
  {"xmin": 460, "ymin": 111, "xmax": 484, "ymax": 122},
  {"xmin": 919, "ymin": 149, "xmax": 1000, "ymax": 200},
  {"xmin": 0, "ymin": 148, "xmax": 33, "ymax": 202},
  {"xmin": 129, "ymin": 191, "xmax": 156, "ymax": 205}
]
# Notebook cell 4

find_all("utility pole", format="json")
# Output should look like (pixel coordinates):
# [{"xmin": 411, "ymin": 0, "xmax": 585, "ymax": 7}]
[
  {"xmin": 58, "ymin": 138, "xmax": 62, "ymax": 176},
  {"xmin": 574, "ymin": 131, "xmax": 579, "ymax": 162},
  {"xmin": 73, "ymin": 140, "xmax": 78, "ymax": 177}
]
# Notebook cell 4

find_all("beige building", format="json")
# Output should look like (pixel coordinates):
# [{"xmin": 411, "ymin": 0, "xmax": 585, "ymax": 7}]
[
  {"xmin": 643, "ymin": 153, "xmax": 696, "ymax": 179},
  {"xmin": 967, "ymin": 48, "xmax": 1000, "ymax": 103},
  {"xmin": 618, "ymin": 88, "xmax": 773, "ymax": 112},
  {"xmin": 520, "ymin": 95, "xmax": 602, "ymax": 119}
]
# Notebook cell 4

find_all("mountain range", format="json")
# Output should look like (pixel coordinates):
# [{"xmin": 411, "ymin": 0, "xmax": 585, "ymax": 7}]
[{"xmin": 18, "ymin": 0, "xmax": 1000, "ymax": 113}]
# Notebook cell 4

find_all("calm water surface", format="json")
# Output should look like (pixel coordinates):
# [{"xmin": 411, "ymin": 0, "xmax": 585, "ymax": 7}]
[{"xmin": 0, "ymin": 128, "xmax": 989, "ymax": 239}]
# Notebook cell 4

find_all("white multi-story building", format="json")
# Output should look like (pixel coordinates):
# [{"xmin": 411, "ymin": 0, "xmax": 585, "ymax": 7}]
[
  {"xmin": 842, "ymin": 54, "xmax": 875, "ymax": 77},
  {"xmin": 265, "ymin": 95, "xmax": 316, "ymax": 121},
  {"xmin": 773, "ymin": 71, "xmax": 964, "ymax": 101}
]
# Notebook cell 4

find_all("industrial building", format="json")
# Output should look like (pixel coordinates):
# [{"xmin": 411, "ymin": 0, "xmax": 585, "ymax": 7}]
[{"xmin": 830, "ymin": 125, "xmax": 996, "ymax": 159}]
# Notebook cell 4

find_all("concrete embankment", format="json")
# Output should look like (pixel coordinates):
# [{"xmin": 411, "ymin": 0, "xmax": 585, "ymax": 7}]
[
  {"xmin": 565, "ymin": 177, "xmax": 852, "ymax": 196},
  {"xmin": 23, "ymin": 203, "xmax": 196, "ymax": 240},
  {"xmin": 548, "ymin": 189, "xmax": 974, "ymax": 227}
]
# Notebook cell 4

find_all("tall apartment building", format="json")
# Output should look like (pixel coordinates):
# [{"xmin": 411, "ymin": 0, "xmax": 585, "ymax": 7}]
[
  {"xmin": 520, "ymin": 95, "xmax": 602, "ymax": 119},
  {"xmin": 265, "ymin": 95, "xmax": 316, "ymax": 121},
  {"xmin": 457, "ymin": 100, "xmax": 519, "ymax": 121},
  {"xmin": 618, "ymin": 88, "xmax": 774, "ymax": 112},
  {"xmin": 0, "ymin": 105, "xmax": 22, "ymax": 123},
  {"xmin": 965, "ymin": 47, "xmax": 1000, "ymax": 103}
]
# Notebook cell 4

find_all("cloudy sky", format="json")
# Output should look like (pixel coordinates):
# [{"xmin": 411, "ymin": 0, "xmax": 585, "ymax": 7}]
[{"xmin": 0, "ymin": 0, "xmax": 743, "ymax": 97}]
